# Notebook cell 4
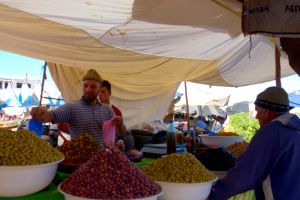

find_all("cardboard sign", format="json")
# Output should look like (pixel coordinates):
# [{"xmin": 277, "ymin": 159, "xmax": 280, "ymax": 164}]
[{"xmin": 242, "ymin": 0, "xmax": 300, "ymax": 36}]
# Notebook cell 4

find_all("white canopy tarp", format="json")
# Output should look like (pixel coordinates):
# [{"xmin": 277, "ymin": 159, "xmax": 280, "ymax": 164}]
[
  {"xmin": 225, "ymin": 101, "xmax": 255, "ymax": 115},
  {"xmin": 0, "ymin": 0, "xmax": 296, "ymax": 127},
  {"xmin": 199, "ymin": 105, "xmax": 227, "ymax": 118}
]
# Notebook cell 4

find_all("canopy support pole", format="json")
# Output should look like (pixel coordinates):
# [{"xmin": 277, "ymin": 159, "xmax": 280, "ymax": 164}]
[
  {"xmin": 39, "ymin": 62, "xmax": 47, "ymax": 106},
  {"xmin": 275, "ymin": 45, "xmax": 282, "ymax": 87},
  {"xmin": 184, "ymin": 81, "xmax": 190, "ymax": 131}
]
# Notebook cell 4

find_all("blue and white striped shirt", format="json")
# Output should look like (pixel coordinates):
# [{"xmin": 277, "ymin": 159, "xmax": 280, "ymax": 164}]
[{"xmin": 52, "ymin": 97, "xmax": 115, "ymax": 144}]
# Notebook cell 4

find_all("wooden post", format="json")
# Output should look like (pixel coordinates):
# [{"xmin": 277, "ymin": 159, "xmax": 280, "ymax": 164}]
[
  {"xmin": 275, "ymin": 45, "xmax": 282, "ymax": 87},
  {"xmin": 184, "ymin": 81, "xmax": 190, "ymax": 131},
  {"xmin": 39, "ymin": 62, "xmax": 47, "ymax": 106}
]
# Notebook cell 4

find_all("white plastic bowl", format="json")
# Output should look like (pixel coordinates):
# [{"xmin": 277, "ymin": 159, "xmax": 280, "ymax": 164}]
[
  {"xmin": 199, "ymin": 135, "xmax": 243, "ymax": 147},
  {"xmin": 0, "ymin": 158, "xmax": 64, "ymax": 197},
  {"xmin": 156, "ymin": 177, "xmax": 217, "ymax": 200},
  {"xmin": 58, "ymin": 183, "xmax": 163, "ymax": 200}
]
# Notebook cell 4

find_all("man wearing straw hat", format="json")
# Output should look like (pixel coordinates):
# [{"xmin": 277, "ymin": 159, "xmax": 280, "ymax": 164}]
[
  {"xmin": 209, "ymin": 86, "xmax": 300, "ymax": 200},
  {"xmin": 30, "ymin": 69, "xmax": 126, "ymax": 144}
]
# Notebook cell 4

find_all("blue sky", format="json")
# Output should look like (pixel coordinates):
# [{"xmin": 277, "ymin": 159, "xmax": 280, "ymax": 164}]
[
  {"xmin": 0, "ymin": 50, "xmax": 51, "ymax": 80},
  {"xmin": 0, "ymin": 50, "xmax": 299, "ymax": 94}
]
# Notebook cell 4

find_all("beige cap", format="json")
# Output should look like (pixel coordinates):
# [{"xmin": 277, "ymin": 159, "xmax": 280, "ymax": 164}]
[{"xmin": 82, "ymin": 69, "xmax": 102, "ymax": 83}]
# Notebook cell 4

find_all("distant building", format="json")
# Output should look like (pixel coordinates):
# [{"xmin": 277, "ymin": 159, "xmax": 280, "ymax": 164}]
[
  {"xmin": 0, "ymin": 77, "xmax": 40, "ymax": 90},
  {"xmin": 0, "ymin": 76, "xmax": 64, "ymax": 107}
]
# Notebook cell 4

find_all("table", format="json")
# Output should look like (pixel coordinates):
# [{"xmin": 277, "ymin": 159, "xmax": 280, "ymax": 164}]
[{"xmin": 0, "ymin": 157, "xmax": 254, "ymax": 200}]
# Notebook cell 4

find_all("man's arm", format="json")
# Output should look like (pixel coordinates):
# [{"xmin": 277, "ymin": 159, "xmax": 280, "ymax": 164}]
[
  {"xmin": 113, "ymin": 115, "xmax": 127, "ymax": 136},
  {"xmin": 112, "ymin": 104, "xmax": 122, "ymax": 117},
  {"xmin": 209, "ymin": 124, "xmax": 280, "ymax": 199}
]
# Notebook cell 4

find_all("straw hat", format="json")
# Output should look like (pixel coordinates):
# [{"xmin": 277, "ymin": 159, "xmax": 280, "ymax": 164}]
[
  {"xmin": 82, "ymin": 69, "xmax": 102, "ymax": 83},
  {"xmin": 254, "ymin": 86, "xmax": 293, "ymax": 112}
]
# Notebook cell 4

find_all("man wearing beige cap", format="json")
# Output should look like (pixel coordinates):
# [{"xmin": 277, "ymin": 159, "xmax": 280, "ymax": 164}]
[
  {"xmin": 31, "ymin": 69, "xmax": 126, "ymax": 144},
  {"xmin": 209, "ymin": 86, "xmax": 300, "ymax": 200}
]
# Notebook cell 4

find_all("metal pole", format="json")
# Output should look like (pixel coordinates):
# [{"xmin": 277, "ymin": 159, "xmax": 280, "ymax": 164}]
[
  {"xmin": 39, "ymin": 62, "xmax": 47, "ymax": 106},
  {"xmin": 184, "ymin": 81, "xmax": 190, "ymax": 131},
  {"xmin": 275, "ymin": 45, "xmax": 281, "ymax": 87}
]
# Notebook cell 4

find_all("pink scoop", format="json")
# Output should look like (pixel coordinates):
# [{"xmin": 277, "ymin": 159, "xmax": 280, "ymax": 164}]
[{"xmin": 102, "ymin": 118, "xmax": 116, "ymax": 147}]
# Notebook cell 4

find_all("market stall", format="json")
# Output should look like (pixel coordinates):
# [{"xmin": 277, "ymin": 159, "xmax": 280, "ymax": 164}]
[{"xmin": 0, "ymin": 1, "xmax": 299, "ymax": 199}]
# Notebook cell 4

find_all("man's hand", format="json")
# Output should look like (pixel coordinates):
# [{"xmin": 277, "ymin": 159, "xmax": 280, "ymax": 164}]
[
  {"xmin": 112, "ymin": 116, "xmax": 127, "ymax": 136},
  {"xmin": 30, "ymin": 106, "xmax": 54, "ymax": 123},
  {"xmin": 115, "ymin": 140, "xmax": 125, "ymax": 152},
  {"xmin": 112, "ymin": 115, "xmax": 123, "ymax": 127},
  {"xmin": 30, "ymin": 106, "xmax": 47, "ymax": 121}
]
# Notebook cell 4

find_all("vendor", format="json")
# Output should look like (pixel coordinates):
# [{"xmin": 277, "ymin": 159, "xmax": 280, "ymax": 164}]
[
  {"xmin": 209, "ymin": 86, "xmax": 300, "ymax": 200},
  {"xmin": 99, "ymin": 80, "xmax": 138, "ymax": 154},
  {"xmin": 30, "ymin": 69, "xmax": 127, "ymax": 144}
]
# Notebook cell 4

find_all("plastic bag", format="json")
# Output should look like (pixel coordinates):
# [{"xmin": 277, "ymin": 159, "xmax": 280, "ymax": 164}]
[{"xmin": 102, "ymin": 118, "xmax": 116, "ymax": 147}]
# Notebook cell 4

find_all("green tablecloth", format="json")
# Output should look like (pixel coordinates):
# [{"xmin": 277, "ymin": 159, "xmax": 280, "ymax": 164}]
[
  {"xmin": 230, "ymin": 191, "xmax": 255, "ymax": 200},
  {"xmin": 133, "ymin": 157, "xmax": 155, "ymax": 167}
]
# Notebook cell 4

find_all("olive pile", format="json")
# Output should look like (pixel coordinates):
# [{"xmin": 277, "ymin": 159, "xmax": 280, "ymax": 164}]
[
  {"xmin": 217, "ymin": 131, "xmax": 239, "ymax": 136},
  {"xmin": 142, "ymin": 153, "xmax": 216, "ymax": 183},
  {"xmin": 0, "ymin": 129, "xmax": 63, "ymax": 166},
  {"xmin": 195, "ymin": 148, "xmax": 236, "ymax": 171},
  {"xmin": 58, "ymin": 134, "xmax": 100, "ymax": 167},
  {"xmin": 225, "ymin": 141, "xmax": 249, "ymax": 158},
  {"xmin": 61, "ymin": 147, "xmax": 162, "ymax": 199}
]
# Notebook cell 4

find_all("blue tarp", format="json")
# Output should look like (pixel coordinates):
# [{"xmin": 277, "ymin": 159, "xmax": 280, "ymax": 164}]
[
  {"xmin": 55, "ymin": 95, "xmax": 65, "ymax": 106},
  {"xmin": 44, "ymin": 95, "xmax": 64, "ymax": 107},
  {"xmin": 289, "ymin": 90, "xmax": 300, "ymax": 107},
  {"xmin": 0, "ymin": 100, "xmax": 7, "ymax": 108},
  {"xmin": 19, "ymin": 83, "xmax": 39, "ymax": 107}
]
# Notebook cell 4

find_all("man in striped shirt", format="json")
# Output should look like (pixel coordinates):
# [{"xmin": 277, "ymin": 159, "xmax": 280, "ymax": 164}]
[{"xmin": 30, "ymin": 69, "xmax": 126, "ymax": 144}]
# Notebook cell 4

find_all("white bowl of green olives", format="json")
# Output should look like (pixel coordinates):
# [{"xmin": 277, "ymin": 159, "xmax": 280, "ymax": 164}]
[
  {"xmin": 0, "ymin": 129, "xmax": 65, "ymax": 197},
  {"xmin": 156, "ymin": 177, "xmax": 217, "ymax": 200},
  {"xmin": 0, "ymin": 158, "xmax": 64, "ymax": 197}
]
